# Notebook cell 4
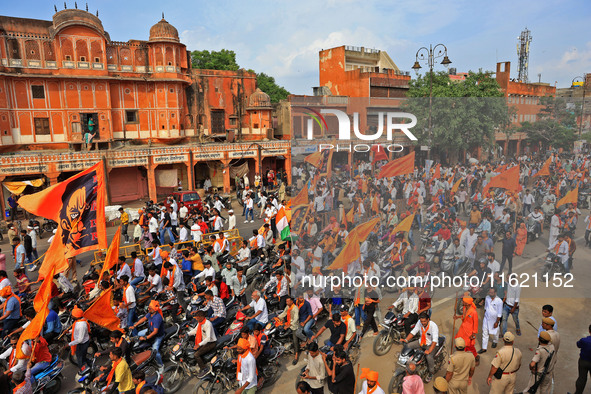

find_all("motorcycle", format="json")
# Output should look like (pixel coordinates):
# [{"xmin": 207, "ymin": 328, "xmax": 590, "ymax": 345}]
[
  {"xmin": 33, "ymin": 355, "xmax": 64, "ymax": 394},
  {"xmin": 42, "ymin": 218, "xmax": 58, "ymax": 234},
  {"xmin": 373, "ymin": 310, "xmax": 416, "ymax": 356},
  {"xmin": 542, "ymin": 252, "xmax": 566, "ymax": 276},
  {"xmin": 526, "ymin": 217, "xmax": 539, "ymax": 243},
  {"xmin": 388, "ymin": 336, "xmax": 448, "ymax": 393},
  {"xmin": 162, "ymin": 333, "xmax": 237, "ymax": 393},
  {"xmin": 192, "ymin": 348, "xmax": 238, "ymax": 394}
]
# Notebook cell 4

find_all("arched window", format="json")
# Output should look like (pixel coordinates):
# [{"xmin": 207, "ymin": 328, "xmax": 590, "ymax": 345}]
[
  {"xmin": 75, "ymin": 39, "xmax": 89, "ymax": 62},
  {"xmin": 60, "ymin": 38, "xmax": 73, "ymax": 61},
  {"xmin": 7, "ymin": 38, "xmax": 21, "ymax": 59},
  {"xmin": 24, "ymin": 40, "xmax": 40, "ymax": 60},
  {"xmin": 90, "ymin": 41, "xmax": 103, "ymax": 63},
  {"xmin": 43, "ymin": 41, "xmax": 56, "ymax": 61},
  {"xmin": 165, "ymin": 46, "xmax": 174, "ymax": 66}
]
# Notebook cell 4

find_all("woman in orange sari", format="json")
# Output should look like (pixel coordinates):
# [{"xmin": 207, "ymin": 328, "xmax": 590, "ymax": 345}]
[{"xmin": 515, "ymin": 222, "xmax": 527, "ymax": 256}]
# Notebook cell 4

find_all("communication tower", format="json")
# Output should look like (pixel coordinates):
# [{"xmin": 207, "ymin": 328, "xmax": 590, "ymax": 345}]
[{"xmin": 517, "ymin": 28, "xmax": 532, "ymax": 83}]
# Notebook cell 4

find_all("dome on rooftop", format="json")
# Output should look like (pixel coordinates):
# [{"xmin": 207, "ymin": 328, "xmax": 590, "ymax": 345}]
[{"xmin": 149, "ymin": 17, "xmax": 179, "ymax": 43}]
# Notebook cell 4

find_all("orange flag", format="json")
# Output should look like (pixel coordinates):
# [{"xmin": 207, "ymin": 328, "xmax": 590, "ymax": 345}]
[
  {"xmin": 328, "ymin": 233, "xmax": 361, "ymax": 270},
  {"xmin": 535, "ymin": 157, "xmax": 552, "ymax": 177},
  {"xmin": 556, "ymin": 187, "xmax": 578, "ymax": 207},
  {"xmin": 371, "ymin": 144, "xmax": 389, "ymax": 164},
  {"xmin": 451, "ymin": 178, "xmax": 463, "ymax": 194},
  {"xmin": 347, "ymin": 217, "xmax": 380, "ymax": 244},
  {"xmin": 290, "ymin": 184, "xmax": 309, "ymax": 207},
  {"xmin": 392, "ymin": 213, "xmax": 415, "ymax": 234},
  {"xmin": 377, "ymin": 151, "xmax": 415, "ymax": 179},
  {"xmin": 344, "ymin": 206, "xmax": 355, "ymax": 226},
  {"xmin": 483, "ymin": 165, "xmax": 521, "ymax": 195},
  {"xmin": 99, "ymin": 229, "xmax": 121, "ymax": 281},
  {"xmin": 83, "ymin": 287, "xmax": 121, "ymax": 331},
  {"xmin": 17, "ymin": 266, "xmax": 55, "ymax": 358},
  {"xmin": 17, "ymin": 162, "xmax": 107, "ymax": 279},
  {"xmin": 304, "ymin": 151, "xmax": 323, "ymax": 168},
  {"xmin": 433, "ymin": 164, "xmax": 441, "ymax": 179}
]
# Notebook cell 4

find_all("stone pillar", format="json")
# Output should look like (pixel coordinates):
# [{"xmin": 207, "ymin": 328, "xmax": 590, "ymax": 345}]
[
  {"xmin": 47, "ymin": 172, "xmax": 60, "ymax": 185},
  {"xmin": 221, "ymin": 159, "xmax": 231, "ymax": 194},
  {"xmin": 147, "ymin": 162, "xmax": 157, "ymax": 202},
  {"xmin": 516, "ymin": 139, "xmax": 522, "ymax": 155}
]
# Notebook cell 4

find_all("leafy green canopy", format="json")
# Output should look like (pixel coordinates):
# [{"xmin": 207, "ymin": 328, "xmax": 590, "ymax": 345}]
[{"xmin": 405, "ymin": 71, "xmax": 510, "ymax": 154}]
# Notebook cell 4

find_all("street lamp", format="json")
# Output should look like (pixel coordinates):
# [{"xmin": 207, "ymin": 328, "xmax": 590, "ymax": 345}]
[
  {"xmin": 412, "ymin": 44, "xmax": 451, "ymax": 159},
  {"xmin": 572, "ymin": 76, "xmax": 587, "ymax": 137}
]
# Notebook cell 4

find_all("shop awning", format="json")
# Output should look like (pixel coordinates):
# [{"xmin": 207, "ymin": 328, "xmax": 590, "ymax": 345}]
[{"xmin": 3, "ymin": 178, "xmax": 45, "ymax": 195}]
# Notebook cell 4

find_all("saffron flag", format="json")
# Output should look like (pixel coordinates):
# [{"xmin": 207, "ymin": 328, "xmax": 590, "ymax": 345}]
[
  {"xmin": 83, "ymin": 287, "xmax": 121, "ymax": 331},
  {"xmin": 556, "ymin": 187, "xmax": 578, "ymax": 208},
  {"xmin": 377, "ymin": 151, "xmax": 415, "ymax": 179},
  {"xmin": 99, "ymin": 229, "xmax": 121, "ymax": 281},
  {"xmin": 291, "ymin": 184, "xmax": 309, "ymax": 207},
  {"xmin": 17, "ymin": 266, "xmax": 55, "ymax": 358},
  {"xmin": 344, "ymin": 206, "xmax": 355, "ymax": 225},
  {"xmin": 276, "ymin": 207, "xmax": 291, "ymax": 241},
  {"xmin": 347, "ymin": 217, "xmax": 380, "ymax": 244},
  {"xmin": 392, "ymin": 213, "xmax": 415, "ymax": 234},
  {"xmin": 535, "ymin": 157, "xmax": 552, "ymax": 177},
  {"xmin": 17, "ymin": 162, "xmax": 107, "ymax": 279},
  {"xmin": 451, "ymin": 178, "xmax": 463, "ymax": 194},
  {"xmin": 483, "ymin": 165, "xmax": 521, "ymax": 195},
  {"xmin": 304, "ymin": 151, "xmax": 323, "ymax": 168},
  {"xmin": 328, "ymin": 233, "xmax": 361, "ymax": 270},
  {"xmin": 432, "ymin": 164, "xmax": 441, "ymax": 179},
  {"xmin": 371, "ymin": 144, "xmax": 389, "ymax": 164}
]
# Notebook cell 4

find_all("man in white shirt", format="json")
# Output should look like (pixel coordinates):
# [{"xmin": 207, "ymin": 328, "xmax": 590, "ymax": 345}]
[
  {"xmin": 119, "ymin": 275, "xmax": 137, "ymax": 330},
  {"xmin": 479, "ymin": 287, "xmax": 503, "ymax": 354},
  {"xmin": 502, "ymin": 283, "xmax": 521, "ymax": 336},
  {"xmin": 140, "ymin": 266, "xmax": 162, "ymax": 294},
  {"xmin": 245, "ymin": 194, "xmax": 255, "ymax": 223},
  {"xmin": 129, "ymin": 252, "xmax": 145, "ymax": 288},
  {"xmin": 527, "ymin": 207, "xmax": 544, "ymax": 238},
  {"xmin": 195, "ymin": 261, "xmax": 216, "ymax": 284},
  {"xmin": 117, "ymin": 256, "xmax": 132, "ymax": 280},
  {"xmin": 187, "ymin": 310, "xmax": 217, "ymax": 373},
  {"xmin": 191, "ymin": 222, "xmax": 203, "ymax": 243},
  {"xmin": 179, "ymin": 203, "xmax": 188, "ymax": 222},
  {"xmin": 148, "ymin": 213, "xmax": 159, "ymax": 240},
  {"xmin": 227, "ymin": 210, "xmax": 236, "ymax": 230},
  {"xmin": 548, "ymin": 234, "xmax": 570, "ymax": 272},
  {"xmin": 236, "ymin": 337, "xmax": 257, "ymax": 393},
  {"xmin": 0, "ymin": 334, "xmax": 31, "ymax": 374},
  {"xmin": 236, "ymin": 240, "xmax": 252, "ymax": 267},
  {"xmin": 69, "ymin": 306, "xmax": 90, "ymax": 368},
  {"xmin": 148, "ymin": 242, "xmax": 162, "ymax": 267},
  {"xmin": 391, "ymin": 287, "xmax": 419, "ymax": 335},
  {"xmin": 300, "ymin": 342, "xmax": 326, "ymax": 392},
  {"xmin": 522, "ymin": 189, "xmax": 535, "ymax": 215},
  {"xmin": 486, "ymin": 252, "xmax": 501, "ymax": 277},
  {"xmin": 403, "ymin": 312, "xmax": 439, "ymax": 377},
  {"xmin": 242, "ymin": 290, "xmax": 269, "ymax": 330}
]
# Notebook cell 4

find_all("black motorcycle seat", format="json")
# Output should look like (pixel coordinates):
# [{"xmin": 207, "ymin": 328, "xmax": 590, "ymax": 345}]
[{"xmin": 163, "ymin": 324, "xmax": 179, "ymax": 340}]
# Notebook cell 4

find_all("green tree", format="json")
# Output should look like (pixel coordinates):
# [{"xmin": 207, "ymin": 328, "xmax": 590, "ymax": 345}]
[
  {"xmin": 191, "ymin": 49, "xmax": 239, "ymax": 70},
  {"xmin": 521, "ymin": 96, "xmax": 578, "ymax": 150},
  {"xmin": 256, "ymin": 73, "xmax": 290, "ymax": 103},
  {"xmin": 405, "ymin": 71, "xmax": 509, "ymax": 158}
]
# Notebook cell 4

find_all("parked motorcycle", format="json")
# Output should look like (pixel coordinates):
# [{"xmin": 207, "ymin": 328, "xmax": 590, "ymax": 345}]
[{"xmin": 388, "ymin": 336, "xmax": 448, "ymax": 393}]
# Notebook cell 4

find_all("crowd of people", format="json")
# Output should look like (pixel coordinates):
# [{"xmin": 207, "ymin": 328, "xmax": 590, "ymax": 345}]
[{"xmin": 0, "ymin": 151, "xmax": 590, "ymax": 393}]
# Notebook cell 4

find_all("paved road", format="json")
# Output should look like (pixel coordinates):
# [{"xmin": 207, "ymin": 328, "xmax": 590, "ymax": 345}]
[{"xmin": 2, "ymin": 202, "xmax": 590, "ymax": 393}]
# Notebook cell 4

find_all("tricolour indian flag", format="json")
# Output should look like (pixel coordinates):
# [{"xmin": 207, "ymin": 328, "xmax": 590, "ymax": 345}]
[{"xmin": 276, "ymin": 206, "xmax": 291, "ymax": 241}]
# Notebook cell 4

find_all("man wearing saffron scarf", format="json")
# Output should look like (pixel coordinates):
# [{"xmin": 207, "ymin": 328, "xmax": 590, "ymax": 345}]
[
  {"xmin": 402, "ymin": 312, "xmax": 439, "ymax": 383},
  {"xmin": 454, "ymin": 296, "xmax": 479, "ymax": 360},
  {"xmin": 0, "ymin": 286, "xmax": 21, "ymax": 337},
  {"xmin": 130, "ymin": 300, "xmax": 165, "ymax": 371},
  {"xmin": 186, "ymin": 310, "xmax": 217, "ymax": 377},
  {"xmin": 69, "ymin": 306, "xmax": 90, "ymax": 369},
  {"xmin": 104, "ymin": 347, "xmax": 134, "ymax": 393},
  {"xmin": 236, "ymin": 337, "xmax": 257, "ymax": 394},
  {"xmin": 277, "ymin": 296, "xmax": 300, "ymax": 365},
  {"xmin": 358, "ymin": 368, "xmax": 385, "ymax": 394}
]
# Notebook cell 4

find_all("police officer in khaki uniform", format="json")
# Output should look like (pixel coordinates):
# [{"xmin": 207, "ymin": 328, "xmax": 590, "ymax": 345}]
[
  {"xmin": 522, "ymin": 331, "xmax": 556, "ymax": 394},
  {"xmin": 446, "ymin": 337, "xmax": 475, "ymax": 394},
  {"xmin": 541, "ymin": 317, "xmax": 560, "ymax": 353},
  {"xmin": 487, "ymin": 331, "xmax": 522, "ymax": 393}
]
